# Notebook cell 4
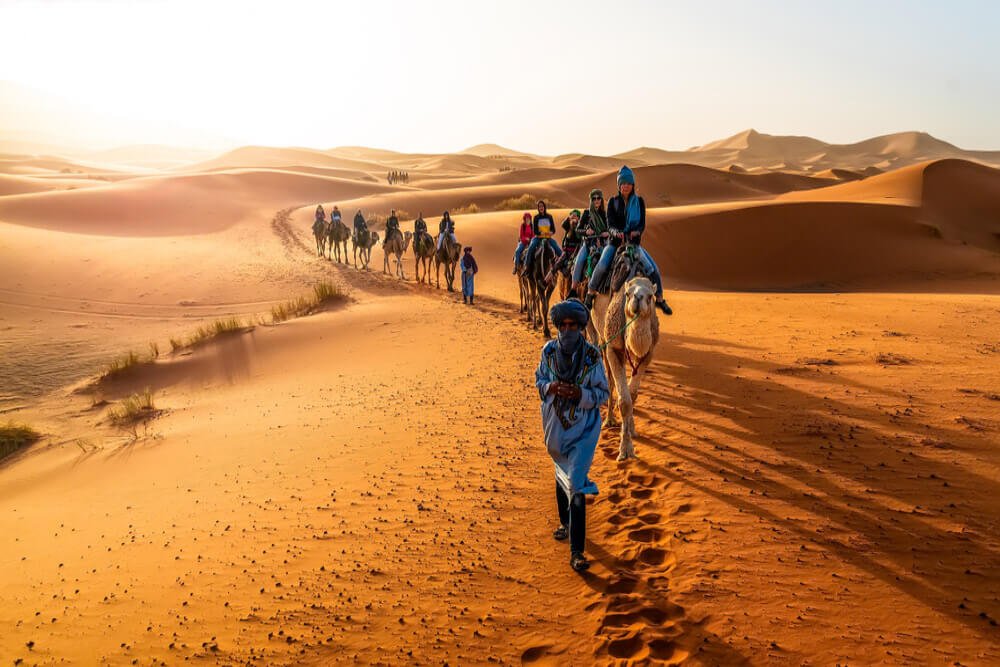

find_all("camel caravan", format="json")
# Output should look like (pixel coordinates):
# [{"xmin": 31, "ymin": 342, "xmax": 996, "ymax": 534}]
[
  {"xmin": 307, "ymin": 166, "xmax": 669, "ymax": 460},
  {"xmin": 312, "ymin": 205, "xmax": 462, "ymax": 290}
]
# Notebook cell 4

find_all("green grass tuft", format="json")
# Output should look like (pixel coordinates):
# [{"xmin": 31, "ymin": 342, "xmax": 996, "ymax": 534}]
[{"xmin": 1, "ymin": 421, "xmax": 42, "ymax": 460}]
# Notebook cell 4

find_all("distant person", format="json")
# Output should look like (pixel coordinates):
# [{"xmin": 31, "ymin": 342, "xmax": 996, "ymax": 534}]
[
  {"xmin": 315, "ymin": 204, "xmax": 326, "ymax": 222},
  {"xmin": 437, "ymin": 211, "xmax": 456, "ymax": 250},
  {"xmin": 584, "ymin": 166, "xmax": 671, "ymax": 315},
  {"xmin": 535, "ymin": 299, "xmax": 608, "ymax": 572},
  {"xmin": 331, "ymin": 205, "xmax": 342, "ymax": 223},
  {"xmin": 572, "ymin": 189, "xmax": 609, "ymax": 292},
  {"xmin": 512, "ymin": 212, "xmax": 534, "ymax": 274},
  {"xmin": 384, "ymin": 209, "xmax": 400, "ymax": 246},
  {"xmin": 545, "ymin": 209, "xmax": 582, "ymax": 285},
  {"xmin": 522, "ymin": 200, "xmax": 562, "ymax": 274},
  {"xmin": 460, "ymin": 246, "xmax": 479, "ymax": 304}
]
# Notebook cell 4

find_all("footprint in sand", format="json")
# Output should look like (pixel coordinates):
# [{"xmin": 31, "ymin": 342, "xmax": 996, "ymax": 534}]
[
  {"xmin": 521, "ymin": 644, "xmax": 557, "ymax": 664},
  {"xmin": 670, "ymin": 503, "xmax": 692, "ymax": 516},
  {"xmin": 605, "ymin": 576, "xmax": 639, "ymax": 595},
  {"xmin": 607, "ymin": 634, "xmax": 648, "ymax": 661},
  {"xmin": 627, "ymin": 527, "xmax": 664, "ymax": 544},
  {"xmin": 601, "ymin": 605, "xmax": 678, "ymax": 629},
  {"xmin": 626, "ymin": 472, "xmax": 668, "ymax": 489},
  {"xmin": 637, "ymin": 512, "xmax": 661, "ymax": 525},
  {"xmin": 630, "ymin": 488, "xmax": 654, "ymax": 500},
  {"xmin": 638, "ymin": 547, "xmax": 669, "ymax": 566}
]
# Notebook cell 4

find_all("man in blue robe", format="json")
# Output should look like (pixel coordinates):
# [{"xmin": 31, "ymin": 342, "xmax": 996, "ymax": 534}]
[{"xmin": 534, "ymin": 299, "xmax": 609, "ymax": 572}]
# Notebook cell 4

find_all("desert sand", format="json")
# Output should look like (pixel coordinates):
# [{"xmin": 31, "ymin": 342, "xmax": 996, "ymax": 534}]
[{"xmin": 1, "ymin": 133, "xmax": 999, "ymax": 665}]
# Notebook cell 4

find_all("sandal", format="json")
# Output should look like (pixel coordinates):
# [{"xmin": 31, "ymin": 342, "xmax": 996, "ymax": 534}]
[
  {"xmin": 552, "ymin": 525, "xmax": 568, "ymax": 541},
  {"xmin": 570, "ymin": 551, "xmax": 590, "ymax": 572}
]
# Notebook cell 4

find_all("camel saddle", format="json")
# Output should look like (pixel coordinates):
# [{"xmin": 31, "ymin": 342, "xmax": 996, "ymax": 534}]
[{"xmin": 594, "ymin": 244, "xmax": 647, "ymax": 294}]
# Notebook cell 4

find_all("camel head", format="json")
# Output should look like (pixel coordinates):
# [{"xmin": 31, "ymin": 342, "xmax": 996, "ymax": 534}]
[{"xmin": 624, "ymin": 277, "xmax": 656, "ymax": 320}]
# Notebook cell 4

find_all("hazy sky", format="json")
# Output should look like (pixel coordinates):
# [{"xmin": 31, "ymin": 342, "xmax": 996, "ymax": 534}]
[{"xmin": 1, "ymin": 0, "xmax": 998, "ymax": 154}]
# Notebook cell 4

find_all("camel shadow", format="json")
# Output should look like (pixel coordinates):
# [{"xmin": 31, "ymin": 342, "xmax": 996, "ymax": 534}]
[{"xmin": 626, "ymin": 332, "xmax": 1000, "ymax": 639}]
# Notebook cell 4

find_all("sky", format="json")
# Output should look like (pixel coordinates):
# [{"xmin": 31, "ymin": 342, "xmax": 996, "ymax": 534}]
[{"xmin": 1, "ymin": 0, "xmax": 998, "ymax": 155}]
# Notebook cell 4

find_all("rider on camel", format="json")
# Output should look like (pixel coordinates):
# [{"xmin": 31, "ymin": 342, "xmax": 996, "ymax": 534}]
[
  {"xmin": 545, "ymin": 209, "xmax": 582, "ymax": 285},
  {"xmin": 353, "ymin": 210, "xmax": 368, "ymax": 242},
  {"xmin": 437, "ymin": 211, "xmax": 456, "ymax": 250},
  {"xmin": 384, "ymin": 209, "xmax": 400, "ymax": 246},
  {"xmin": 583, "ymin": 166, "xmax": 671, "ymax": 316},
  {"xmin": 571, "ymin": 189, "xmax": 609, "ymax": 292},
  {"xmin": 512, "ymin": 212, "xmax": 534, "ymax": 274},
  {"xmin": 522, "ymin": 200, "xmax": 562, "ymax": 275}
]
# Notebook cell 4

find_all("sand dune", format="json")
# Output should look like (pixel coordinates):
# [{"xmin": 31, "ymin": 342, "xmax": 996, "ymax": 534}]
[
  {"xmin": 0, "ymin": 172, "xmax": 105, "ymax": 196},
  {"xmin": 2, "ymin": 133, "xmax": 1000, "ymax": 665},
  {"xmin": 0, "ymin": 169, "xmax": 398, "ymax": 235},
  {"xmin": 182, "ymin": 145, "xmax": 389, "ymax": 174},
  {"xmin": 460, "ymin": 143, "xmax": 535, "ymax": 158},
  {"xmin": 782, "ymin": 158, "xmax": 1000, "ymax": 253}
]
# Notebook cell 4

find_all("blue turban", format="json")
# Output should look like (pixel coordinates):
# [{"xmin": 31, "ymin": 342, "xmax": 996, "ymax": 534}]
[
  {"xmin": 550, "ymin": 298, "xmax": 589, "ymax": 328},
  {"xmin": 617, "ymin": 165, "xmax": 635, "ymax": 187}
]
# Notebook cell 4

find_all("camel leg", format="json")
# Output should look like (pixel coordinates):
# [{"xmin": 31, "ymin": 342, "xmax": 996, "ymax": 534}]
[
  {"xmin": 603, "ymin": 350, "xmax": 620, "ymax": 429},
  {"xmin": 606, "ymin": 352, "xmax": 635, "ymax": 461},
  {"xmin": 626, "ymin": 359, "xmax": 650, "ymax": 438},
  {"xmin": 540, "ymin": 287, "xmax": 552, "ymax": 339}
]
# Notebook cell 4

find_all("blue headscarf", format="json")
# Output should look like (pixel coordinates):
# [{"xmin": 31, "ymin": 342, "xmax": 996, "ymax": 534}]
[
  {"xmin": 550, "ymin": 299, "xmax": 589, "ymax": 328},
  {"xmin": 617, "ymin": 165, "xmax": 635, "ymax": 186},
  {"xmin": 618, "ymin": 166, "xmax": 641, "ymax": 232}
]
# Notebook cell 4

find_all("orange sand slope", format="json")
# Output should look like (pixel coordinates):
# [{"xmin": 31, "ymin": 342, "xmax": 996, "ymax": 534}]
[{"xmin": 1, "ymin": 136, "xmax": 1000, "ymax": 665}]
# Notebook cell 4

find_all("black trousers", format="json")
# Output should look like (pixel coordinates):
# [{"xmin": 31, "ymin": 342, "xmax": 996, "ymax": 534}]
[{"xmin": 555, "ymin": 482, "xmax": 586, "ymax": 554}]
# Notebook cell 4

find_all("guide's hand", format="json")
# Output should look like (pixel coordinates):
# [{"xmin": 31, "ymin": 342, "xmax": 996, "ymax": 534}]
[
  {"xmin": 546, "ymin": 382, "xmax": 561, "ymax": 396},
  {"xmin": 563, "ymin": 385, "xmax": 582, "ymax": 401}
]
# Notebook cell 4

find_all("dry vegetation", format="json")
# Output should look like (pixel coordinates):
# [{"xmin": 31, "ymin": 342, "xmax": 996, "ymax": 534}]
[
  {"xmin": 495, "ymin": 193, "xmax": 565, "ymax": 211},
  {"xmin": 0, "ymin": 421, "xmax": 41, "ymax": 460},
  {"xmin": 270, "ymin": 282, "xmax": 348, "ymax": 323},
  {"xmin": 107, "ymin": 388, "xmax": 160, "ymax": 440}
]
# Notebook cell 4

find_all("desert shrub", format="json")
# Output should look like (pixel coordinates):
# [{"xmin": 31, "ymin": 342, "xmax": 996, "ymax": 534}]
[
  {"xmin": 494, "ymin": 194, "xmax": 564, "ymax": 211},
  {"xmin": 103, "ymin": 350, "xmax": 142, "ymax": 378},
  {"xmin": 0, "ymin": 422, "xmax": 41, "ymax": 460},
  {"xmin": 451, "ymin": 203, "xmax": 480, "ymax": 215},
  {"xmin": 271, "ymin": 282, "xmax": 348, "ymax": 324}
]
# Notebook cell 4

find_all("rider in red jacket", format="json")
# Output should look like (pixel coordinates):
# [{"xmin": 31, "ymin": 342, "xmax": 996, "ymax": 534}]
[{"xmin": 512, "ymin": 212, "xmax": 534, "ymax": 274}]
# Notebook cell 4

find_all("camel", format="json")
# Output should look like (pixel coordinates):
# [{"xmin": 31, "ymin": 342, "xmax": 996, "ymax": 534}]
[
  {"xmin": 527, "ymin": 242, "xmax": 557, "ymax": 339},
  {"xmin": 434, "ymin": 234, "xmax": 461, "ymax": 291},
  {"xmin": 413, "ymin": 231, "xmax": 435, "ymax": 285},
  {"xmin": 383, "ymin": 230, "xmax": 413, "ymax": 279},
  {"xmin": 328, "ymin": 219, "xmax": 351, "ymax": 263},
  {"xmin": 593, "ymin": 276, "xmax": 659, "ymax": 461},
  {"xmin": 552, "ymin": 252, "xmax": 574, "ymax": 302},
  {"xmin": 352, "ymin": 229, "xmax": 379, "ymax": 270},
  {"xmin": 312, "ymin": 219, "xmax": 327, "ymax": 257}
]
